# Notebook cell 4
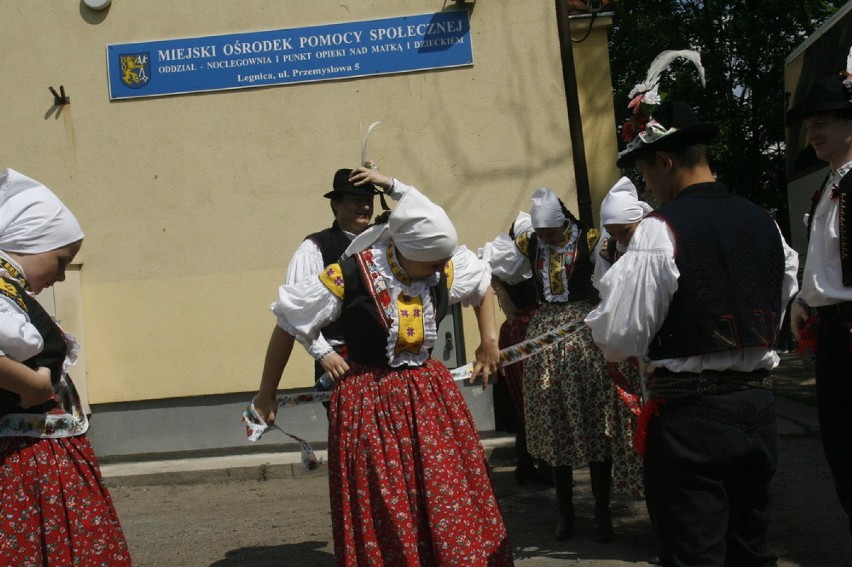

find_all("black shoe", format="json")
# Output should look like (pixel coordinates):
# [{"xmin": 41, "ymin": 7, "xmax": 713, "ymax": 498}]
[
  {"xmin": 554, "ymin": 512, "xmax": 575, "ymax": 541},
  {"xmin": 594, "ymin": 506, "xmax": 615, "ymax": 543},
  {"xmin": 514, "ymin": 459, "xmax": 538, "ymax": 485},
  {"xmin": 536, "ymin": 461, "xmax": 554, "ymax": 486}
]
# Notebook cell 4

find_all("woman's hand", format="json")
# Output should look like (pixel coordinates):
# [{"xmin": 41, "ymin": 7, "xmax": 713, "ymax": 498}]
[
  {"xmin": 252, "ymin": 393, "xmax": 278, "ymax": 425},
  {"xmin": 470, "ymin": 287, "xmax": 501, "ymax": 389},
  {"xmin": 253, "ymin": 326, "xmax": 296, "ymax": 426},
  {"xmin": 17, "ymin": 367, "xmax": 53, "ymax": 409},
  {"xmin": 471, "ymin": 339, "xmax": 500, "ymax": 389}
]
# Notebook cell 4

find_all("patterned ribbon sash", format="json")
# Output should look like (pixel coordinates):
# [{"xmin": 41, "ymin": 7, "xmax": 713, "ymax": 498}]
[
  {"xmin": 242, "ymin": 318, "xmax": 587, "ymax": 454},
  {"xmin": 0, "ymin": 375, "xmax": 89, "ymax": 439}
]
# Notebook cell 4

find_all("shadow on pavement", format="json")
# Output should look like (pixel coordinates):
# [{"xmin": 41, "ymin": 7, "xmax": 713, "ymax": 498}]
[
  {"xmin": 209, "ymin": 541, "xmax": 335, "ymax": 567},
  {"xmin": 488, "ymin": 449, "xmax": 658, "ymax": 565}
]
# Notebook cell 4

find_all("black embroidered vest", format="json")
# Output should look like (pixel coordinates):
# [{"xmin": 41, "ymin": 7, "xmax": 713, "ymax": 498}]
[
  {"xmin": 525, "ymin": 227, "xmax": 598, "ymax": 304},
  {"xmin": 0, "ymin": 277, "xmax": 66, "ymax": 415},
  {"xmin": 647, "ymin": 183, "xmax": 784, "ymax": 360},
  {"xmin": 337, "ymin": 253, "xmax": 448, "ymax": 368},
  {"xmin": 806, "ymin": 171, "xmax": 852, "ymax": 286},
  {"xmin": 502, "ymin": 277, "xmax": 539, "ymax": 311},
  {"xmin": 305, "ymin": 223, "xmax": 351, "ymax": 343},
  {"xmin": 598, "ymin": 236, "xmax": 620, "ymax": 266},
  {"xmin": 840, "ymin": 172, "xmax": 852, "ymax": 285}
]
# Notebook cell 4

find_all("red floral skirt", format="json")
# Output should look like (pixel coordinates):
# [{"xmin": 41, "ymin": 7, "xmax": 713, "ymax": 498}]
[
  {"xmin": 0, "ymin": 435, "xmax": 131, "ymax": 566},
  {"xmin": 328, "ymin": 358, "xmax": 514, "ymax": 566},
  {"xmin": 498, "ymin": 305, "xmax": 539, "ymax": 420}
]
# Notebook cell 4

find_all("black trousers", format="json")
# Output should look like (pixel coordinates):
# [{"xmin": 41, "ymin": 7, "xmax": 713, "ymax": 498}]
[
  {"xmin": 815, "ymin": 305, "xmax": 852, "ymax": 532},
  {"xmin": 643, "ymin": 389, "xmax": 778, "ymax": 567}
]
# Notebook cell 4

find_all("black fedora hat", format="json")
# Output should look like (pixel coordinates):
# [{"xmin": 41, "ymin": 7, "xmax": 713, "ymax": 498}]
[
  {"xmin": 323, "ymin": 168, "xmax": 381, "ymax": 199},
  {"xmin": 786, "ymin": 75, "xmax": 852, "ymax": 122},
  {"xmin": 617, "ymin": 100, "xmax": 719, "ymax": 168}
]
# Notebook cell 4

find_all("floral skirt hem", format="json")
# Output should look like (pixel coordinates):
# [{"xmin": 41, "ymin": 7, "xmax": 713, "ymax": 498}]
[{"xmin": 0, "ymin": 435, "xmax": 132, "ymax": 566}]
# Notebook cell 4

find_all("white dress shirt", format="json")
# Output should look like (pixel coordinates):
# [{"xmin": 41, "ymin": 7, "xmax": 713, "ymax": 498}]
[
  {"xmin": 800, "ymin": 161, "xmax": 852, "ymax": 307},
  {"xmin": 585, "ymin": 215, "xmax": 799, "ymax": 373}
]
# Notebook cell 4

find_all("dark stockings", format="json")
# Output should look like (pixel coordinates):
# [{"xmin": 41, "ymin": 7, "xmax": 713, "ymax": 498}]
[
  {"xmin": 514, "ymin": 428, "xmax": 538, "ymax": 485},
  {"xmin": 553, "ymin": 465, "xmax": 574, "ymax": 540},
  {"xmin": 552, "ymin": 460, "xmax": 614, "ymax": 542},
  {"xmin": 589, "ymin": 459, "xmax": 615, "ymax": 543}
]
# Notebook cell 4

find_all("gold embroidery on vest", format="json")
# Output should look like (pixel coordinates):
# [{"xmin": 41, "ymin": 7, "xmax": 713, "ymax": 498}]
[
  {"xmin": 587, "ymin": 228, "xmax": 601, "ymax": 251},
  {"xmin": 0, "ymin": 279, "xmax": 26, "ymax": 311},
  {"xmin": 548, "ymin": 250, "xmax": 565, "ymax": 296},
  {"xmin": 395, "ymin": 293, "xmax": 425, "ymax": 355},
  {"xmin": 386, "ymin": 244, "xmax": 413, "ymax": 287},
  {"xmin": 516, "ymin": 231, "xmax": 531, "ymax": 256},
  {"xmin": 0, "ymin": 257, "xmax": 29, "ymax": 291}
]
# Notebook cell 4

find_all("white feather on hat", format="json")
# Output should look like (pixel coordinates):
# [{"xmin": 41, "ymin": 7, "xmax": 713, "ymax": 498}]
[
  {"xmin": 619, "ymin": 50, "xmax": 711, "ymax": 164},
  {"xmin": 628, "ymin": 49, "xmax": 706, "ymax": 102}
]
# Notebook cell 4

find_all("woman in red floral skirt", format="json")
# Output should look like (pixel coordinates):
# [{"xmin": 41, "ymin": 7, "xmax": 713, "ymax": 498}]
[
  {"xmin": 482, "ymin": 212, "xmax": 544, "ymax": 486},
  {"xmin": 256, "ymin": 167, "xmax": 514, "ymax": 566},
  {"xmin": 0, "ymin": 168, "xmax": 131, "ymax": 565}
]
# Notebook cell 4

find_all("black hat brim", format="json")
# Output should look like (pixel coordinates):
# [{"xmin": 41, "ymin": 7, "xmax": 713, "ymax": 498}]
[
  {"xmin": 786, "ymin": 75, "xmax": 852, "ymax": 122},
  {"xmin": 616, "ymin": 123, "xmax": 719, "ymax": 168},
  {"xmin": 323, "ymin": 186, "xmax": 380, "ymax": 199},
  {"xmin": 786, "ymin": 100, "xmax": 852, "ymax": 122},
  {"xmin": 325, "ymin": 168, "xmax": 381, "ymax": 199}
]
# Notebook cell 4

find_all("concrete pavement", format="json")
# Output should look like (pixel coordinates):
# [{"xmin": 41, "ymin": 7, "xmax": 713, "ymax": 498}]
[
  {"xmin": 98, "ymin": 353, "xmax": 819, "ymax": 486},
  {"xmin": 102, "ymin": 354, "xmax": 852, "ymax": 566}
]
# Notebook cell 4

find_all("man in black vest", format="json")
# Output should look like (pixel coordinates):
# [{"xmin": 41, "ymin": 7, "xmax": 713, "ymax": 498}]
[
  {"xmin": 254, "ymin": 168, "xmax": 388, "ymax": 423},
  {"xmin": 788, "ymin": 70, "xmax": 852, "ymax": 535},
  {"xmin": 585, "ymin": 100, "xmax": 799, "ymax": 565}
]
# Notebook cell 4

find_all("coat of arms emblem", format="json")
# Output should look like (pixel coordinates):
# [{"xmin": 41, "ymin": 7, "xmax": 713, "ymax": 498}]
[{"xmin": 119, "ymin": 53, "xmax": 150, "ymax": 89}]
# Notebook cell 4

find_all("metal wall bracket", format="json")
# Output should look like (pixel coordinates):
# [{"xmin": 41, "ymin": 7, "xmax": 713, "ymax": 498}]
[{"xmin": 49, "ymin": 85, "xmax": 70, "ymax": 105}]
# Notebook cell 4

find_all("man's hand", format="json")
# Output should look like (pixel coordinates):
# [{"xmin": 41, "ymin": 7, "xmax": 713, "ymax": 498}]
[
  {"xmin": 321, "ymin": 352, "xmax": 350, "ymax": 381},
  {"xmin": 791, "ymin": 300, "xmax": 809, "ymax": 342},
  {"xmin": 349, "ymin": 167, "xmax": 393, "ymax": 193}
]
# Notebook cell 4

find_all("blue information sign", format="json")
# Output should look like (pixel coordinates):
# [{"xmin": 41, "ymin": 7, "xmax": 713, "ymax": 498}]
[{"xmin": 106, "ymin": 11, "xmax": 472, "ymax": 100}]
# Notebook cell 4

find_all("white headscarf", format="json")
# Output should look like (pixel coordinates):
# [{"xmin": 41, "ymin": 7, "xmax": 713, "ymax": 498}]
[
  {"xmin": 0, "ymin": 168, "xmax": 84, "ymax": 254},
  {"xmin": 529, "ymin": 188, "xmax": 565, "ymax": 229},
  {"xmin": 599, "ymin": 176, "xmax": 653, "ymax": 226},
  {"xmin": 345, "ymin": 185, "xmax": 458, "ymax": 262},
  {"xmin": 511, "ymin": 211, "xmax": 532, "ymax": 236}
]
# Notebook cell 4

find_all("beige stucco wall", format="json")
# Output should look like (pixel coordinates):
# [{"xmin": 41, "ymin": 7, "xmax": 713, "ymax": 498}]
[
  {"xmin": 569, "ymin": 15, "xmax": 622, "ymax": 228},
  {"xmin": 0, "ymin": 1, "xmax": 618, "ymax": 403}
]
